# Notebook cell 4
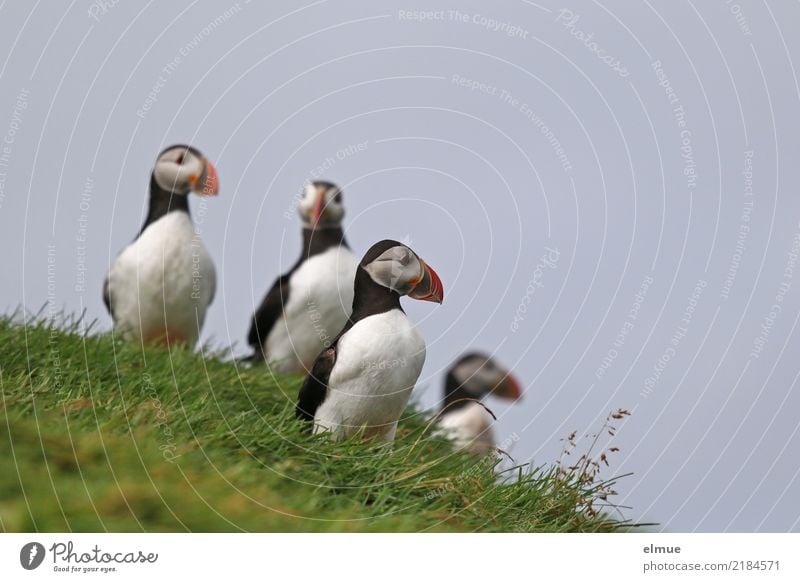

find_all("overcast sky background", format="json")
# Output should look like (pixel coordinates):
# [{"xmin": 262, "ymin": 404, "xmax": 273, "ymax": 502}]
[{"xmin": 1, "ymin": 0, "xmax": 799, "ymax": 532}]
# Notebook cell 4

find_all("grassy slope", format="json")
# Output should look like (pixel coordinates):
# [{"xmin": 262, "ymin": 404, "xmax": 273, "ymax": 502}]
[{"xmin": 0, "ymin": 317, "xmax": 628, "ymax": 532}]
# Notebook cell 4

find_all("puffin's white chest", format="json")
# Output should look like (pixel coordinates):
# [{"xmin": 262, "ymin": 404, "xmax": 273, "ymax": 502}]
[
  {"xmin": 107, "ymin": 211, "xmax": 215, "ymax": 344},
  {"xmin": 265, "ymin": 247, "xmax": 357, "ymax": 372},
  {"xmin": 314, "ymin": 309, "xmax": 426, "ymax": 440},
  {"xmin": 437, "ymin": 401, "xmax": 496, "ymax": 455}
]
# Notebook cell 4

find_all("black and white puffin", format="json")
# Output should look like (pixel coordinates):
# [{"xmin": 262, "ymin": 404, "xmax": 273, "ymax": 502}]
[
  {"xmin": 248, "ymin": 181, "xmax": 358, "ymax": 373},
  {"xmin": 437, "ymin": 353, "xmax": 522, "ymax": 455},
  {"xmin": 103, "ymin": 144, "xmax": 218, "ymax": 346},
  {"xmin": 296, "ymin": 239, "xmax": 444, "ymax": 441}
]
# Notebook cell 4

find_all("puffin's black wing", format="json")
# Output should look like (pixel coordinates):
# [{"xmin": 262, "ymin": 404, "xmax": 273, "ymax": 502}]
[
  {"xmin": 248, "ymin": 274, "xmax": 291, "ymax": 352},
  {"xmin": 102, "ymin": 275, "xmax": 113, "ymax": 317},
  {"xmin": 296, "ymin": 344, "xmax": 337, "ymax": 423}
]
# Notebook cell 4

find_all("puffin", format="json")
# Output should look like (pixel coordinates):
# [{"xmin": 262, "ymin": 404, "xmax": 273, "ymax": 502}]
[
  {"xmin": 248, "ymin": 181, "xmax": 358, "ymax": 373},
  {"xmin": 296, "ymin": 239, "xmax": 444, "ymax": 441},
  {"xmin": 436, "ymin": 353, "xmax": 522, "ymax": 455},
  {"xmin": 103, "ymin": 144, "xmax": 218, "ymax": 346}
]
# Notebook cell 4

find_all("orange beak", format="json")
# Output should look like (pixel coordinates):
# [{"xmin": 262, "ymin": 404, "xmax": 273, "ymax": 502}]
[
  {"xmin": 408, "ymin": 259, "xmax": 444, "ymax": 304},
  {"xmin": 193, "ymin": 159, "xmax": 219, "ymax": 196},
  {"xmin": 495, "ymin": 374, "xmax": 522, "ymax": 400}
]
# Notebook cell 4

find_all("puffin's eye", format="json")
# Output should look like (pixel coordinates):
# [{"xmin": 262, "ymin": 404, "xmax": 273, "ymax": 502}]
[{"xmin": 176, "ymin": 152, "xmax": 186, "ymax": 165}]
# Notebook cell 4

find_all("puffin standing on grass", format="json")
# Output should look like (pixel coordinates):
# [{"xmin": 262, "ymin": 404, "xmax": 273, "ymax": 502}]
[
  {"xmin": 296, "ymin": 239, "xmax": 444, "ymax": 441},
  {"xmin": 437, "ymin": 353, "xmax": 522, "ymax": 455},
  {"xmin": 248, "ymin": 181, "xmax": 358, "ymax": 373},
  {"xmin": 103, "ymin": 144, "xmax": 218, "ymax": 346}
]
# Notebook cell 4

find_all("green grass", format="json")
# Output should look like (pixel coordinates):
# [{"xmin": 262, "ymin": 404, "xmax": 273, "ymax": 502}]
[{"xmin": 0, "ymin": 315, "xmax": 632, "ymax": 532}]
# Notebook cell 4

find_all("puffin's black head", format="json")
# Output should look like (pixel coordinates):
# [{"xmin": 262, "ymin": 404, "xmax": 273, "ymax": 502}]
[
  {"xmin": 445, "ymin": 352, "xmax": 522, "ymax": 407},
  {"xmin": 153, "ymin": 144, "xmax": 219, "ymax": 196},
  {"xmin": 298, "ymin": 181, "xmax": 344, "ymax": 228},
  {"xmin": 359, "ymin": 239, "xmax": 444, "ymax": 304}
]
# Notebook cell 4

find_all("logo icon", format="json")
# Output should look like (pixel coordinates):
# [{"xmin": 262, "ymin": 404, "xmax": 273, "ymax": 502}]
[{"xmin": 20, "ymin": 542, "xmax": 45, "ymax": 570}]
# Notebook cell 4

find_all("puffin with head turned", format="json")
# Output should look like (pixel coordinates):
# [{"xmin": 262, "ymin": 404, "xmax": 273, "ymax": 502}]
[
  {"xmin": 248, "ymin": 181, "xmax": 358, "ymax": 373},
  {"xmin": 437, "ymin": 353, "xmax": 522, "ymax": 455},
  {"xmin": 103, "ymin": 144, "xmax": 219, "ymax": 346},
  {"xmin": 296, "ymin": 239, "xmax": 444, "ymax": 441}
]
